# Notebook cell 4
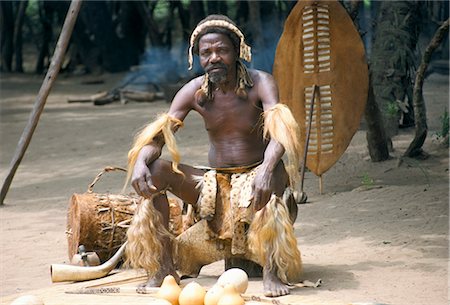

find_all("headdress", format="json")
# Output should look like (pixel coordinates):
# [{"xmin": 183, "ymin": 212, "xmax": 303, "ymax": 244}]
[{"xmin": 188, "ymin": 17, "xmax": 252, "ymax": 70}]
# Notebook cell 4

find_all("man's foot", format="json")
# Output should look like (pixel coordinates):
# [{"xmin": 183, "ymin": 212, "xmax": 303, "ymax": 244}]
[
  {"xmin": 139, "ymin": 269, "xmax": 180, "ymax": 288},
  {"xmin": 263, "ymin": 268, "xmax": 290, "ymax": 297}
]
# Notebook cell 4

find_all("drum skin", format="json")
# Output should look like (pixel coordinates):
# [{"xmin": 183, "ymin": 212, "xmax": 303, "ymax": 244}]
[{"xmin": 273, "ymin": 0, "xmax": 369, "ymax": 176}]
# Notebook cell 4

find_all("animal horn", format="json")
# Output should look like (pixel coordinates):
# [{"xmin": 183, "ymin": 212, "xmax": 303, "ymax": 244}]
[{"xmin": 50, "ymin": 241, "xmax": 127, "ymax": 283}]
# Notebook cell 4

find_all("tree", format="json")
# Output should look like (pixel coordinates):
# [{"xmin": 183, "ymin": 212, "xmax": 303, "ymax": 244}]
[
  {"xmin": 345, "ymin": 0, "xmax": 390, "ymax": 162},
  {"xmin": 404, "ymin": 18, "xmax": 449, "ymax": 158},
  {"xmin": 13, "ymin": 1, "xmax": 28, "ymax": 72},
  {"xmin": 35, "ymin": 1, "xmax": 68, "ymax": 74},
  {"xmin": 370, "ymin": 1, "xmax": 423, "ymax": 150},
  {"xmin": 0, "ymin": 1, "xmax": 14, "ymax": 72}
]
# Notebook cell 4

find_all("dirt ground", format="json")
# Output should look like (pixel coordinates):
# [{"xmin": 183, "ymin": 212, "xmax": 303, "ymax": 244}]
[{"xmin": 0, "ymin": 69, "xmax": 448, "ymax": 305}]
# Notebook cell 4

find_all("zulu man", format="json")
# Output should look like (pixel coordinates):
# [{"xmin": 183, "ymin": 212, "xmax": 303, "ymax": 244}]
[{"xmin": 125, "ymin": 15, "xmax": 303, "ymax": 297}]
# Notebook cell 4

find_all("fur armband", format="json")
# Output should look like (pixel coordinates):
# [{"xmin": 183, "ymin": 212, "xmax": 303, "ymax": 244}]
[
  {"xmin": 263, "ymin": 104, "xmax": 301, "ymax": 188},
  {"xmin": 126, "ymin": 113, "xmax": 184, "ymax": 184}
]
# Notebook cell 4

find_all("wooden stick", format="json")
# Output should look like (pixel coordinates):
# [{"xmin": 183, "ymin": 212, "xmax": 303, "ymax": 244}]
[
  {"xmin": 66, "ymin": 286, "xmax": 159, "ymax": 295},
  {"xmin": 0, "ymin": 0, "xmax": 83, "ymax": 205},
  {"xmin": 319, "ymin": 175, "xmax": 323, "ymax": 195},
  {"xmin": 298, "ymin": 85, "xmax": 319, "ymax": 203},
  {"xmin": 67, "ymin": 91, "xmax": 108, "ymax": 103},
  {"xmin": 66, "ymin": 278, "xmax": 322, "ymax": 296},
  {"xmin": 65, "ymin": 286, "xmax": 293, "ymax": 305}
]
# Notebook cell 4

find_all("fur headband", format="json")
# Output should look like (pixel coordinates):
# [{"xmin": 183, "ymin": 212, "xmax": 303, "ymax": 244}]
[{"xmin": 188, "ymin": 19, "xmax": 252, "ymax": 70}]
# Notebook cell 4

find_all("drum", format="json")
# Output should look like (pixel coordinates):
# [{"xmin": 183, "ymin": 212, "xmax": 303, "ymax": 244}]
[{"xmin": 66, "ymin": 166, "xmax": 183, "ymax": 263}]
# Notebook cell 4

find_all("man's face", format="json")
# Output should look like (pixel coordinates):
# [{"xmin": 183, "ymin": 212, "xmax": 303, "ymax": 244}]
[{"xmin": 198, "ymin": 33, "xmax": 238, "ymax": 84}]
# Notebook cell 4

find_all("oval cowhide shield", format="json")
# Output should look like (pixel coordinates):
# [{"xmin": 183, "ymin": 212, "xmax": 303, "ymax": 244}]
[{"xmin": 273, "ymin": 0, "xmax": 369, "ymax": 176}]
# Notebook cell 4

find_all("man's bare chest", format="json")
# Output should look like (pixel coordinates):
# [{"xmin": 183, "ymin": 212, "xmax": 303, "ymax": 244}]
[{"xmin": 199, "ymin": 95, "xmax": 263, "ymax": 132}]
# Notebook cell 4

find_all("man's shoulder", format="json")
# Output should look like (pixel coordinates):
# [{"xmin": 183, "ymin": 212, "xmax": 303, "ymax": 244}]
[
  {"xmin": 184, "ymin": 74, "xmax": 204, "ymax": 89},
  {"xmin": 248, "ymin": 68, "xmax": 275, "ymax": 84}
]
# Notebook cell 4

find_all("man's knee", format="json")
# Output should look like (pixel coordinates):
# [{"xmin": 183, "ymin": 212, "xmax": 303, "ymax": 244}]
[{"xmin": 148, "ymin": 159, "xmax": 172, "ymax": 189}]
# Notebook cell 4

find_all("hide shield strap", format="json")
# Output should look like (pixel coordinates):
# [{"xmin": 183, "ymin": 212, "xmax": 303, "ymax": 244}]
[{"xmin": 273, "ymin": 0, "xmax": 369, "ymax": 176}]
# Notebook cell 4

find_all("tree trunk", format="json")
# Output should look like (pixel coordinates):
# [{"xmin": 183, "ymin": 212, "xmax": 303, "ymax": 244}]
[
  {"xmin": 235, "ymin": 1, "xmax": 249, "ymax": 26},
  {"xmin": 0, "ymin": 1, "xmax": 14, "ymax": 72},
  {"xmin": 370, "ymin": 1, "xmax": 422, "ymax": 148},
  {"xmin": 189, "ymin": 1, "xmax": 206, "ymax": 30},
  {"xmin": 344, "ymin": 1, "xmax": 389, "ymax": 161},
  {"xmin": 13, "ymin": 0, "xmax": 28, "ymax": 73},
  {"xmin": 172, "ymin": 1, "xmax": 190, "ymax": 43},
  {"xmin": 206, "ymin": 1, "xmax": 228, "ymax": 15},
  {"xmin": 135, "ymin": 1, "xmax": 164, "ymax": 47},
  {"xmin": 118, "ymin": 1, "xmax": 146, "ymax": 66},
  {"xmin": 348, "ymin": 0, "xmax": 361, "ymax": 22},
  {"xmin": 248, "ymin": 2, "xmax": 270, "ymax": 71},
  {"xmin": 365, "ymin": 72, "xmax": 390, "ymax": 161},
  {"xmin": 36, "ymin": 1, "xmax": 53, "ymax": 74},
  {"xmin": 82, "ymin": 1, "xmax": 131, "ymax": 72},
  {"xmin": 404, "ymin": 18, "xmax": 449, "ymax": 158}
]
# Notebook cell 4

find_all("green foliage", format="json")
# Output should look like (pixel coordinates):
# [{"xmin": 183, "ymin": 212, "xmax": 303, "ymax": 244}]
[
  {"xmin": 385, "ymin": 101, "xmax": 399, "ymax": 118},
  {"xmin": 439, "ymin": 108, "xmax": 449, "ymax": 137},
  {"xmin": 25, "ymin": 0, "xmax": 43, "ymax": 42},
  {"xmin": 225, "ymin": 0, "xmax": 238, "ymax": 20},
  {"xmin": 361, "ymin": 172, "xmax": 374, "ymax": 187},
  {"xmin": 153, "ymin": 1, "xmax": 171, "ymax": 21},
  {"xmin": 26, "ymin": 0, "xmax": 39, "ymax": 19}
]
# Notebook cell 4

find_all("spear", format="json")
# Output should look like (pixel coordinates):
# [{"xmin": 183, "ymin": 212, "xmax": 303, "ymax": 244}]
[{"xmin": 298, "ymin": 84, "xmax": 319, "ymax": 203}]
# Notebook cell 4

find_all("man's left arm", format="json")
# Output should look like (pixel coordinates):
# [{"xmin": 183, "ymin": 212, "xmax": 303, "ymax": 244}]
[{"xmin": 252, "ymin": 72, "xmax": 286, "ymax": 211}]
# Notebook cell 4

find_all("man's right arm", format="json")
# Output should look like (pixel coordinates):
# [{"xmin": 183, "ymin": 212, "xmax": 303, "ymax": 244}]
[{"xmin": 131, "ymin": 77, "xmax": 201, "ymax": 198}]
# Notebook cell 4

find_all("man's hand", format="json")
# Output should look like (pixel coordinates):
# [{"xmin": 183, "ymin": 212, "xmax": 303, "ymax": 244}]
[
  {"xmin": 130, "ymin": 145, "xmax": 162, "ymax": 198},
  {"xmin": 131, "ymin": 160, "xmax": 158, "ymax": 198},
  {"xmin": 252, "ymin": 166, "xmax": 274, "ymax": 211}
]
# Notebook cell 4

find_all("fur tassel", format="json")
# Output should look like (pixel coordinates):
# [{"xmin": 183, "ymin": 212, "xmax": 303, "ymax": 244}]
[
  {"xmin": 263, "ymin": 104, "xmax": 301, "ymax": 188},
  {"xmin": 125, "ymin": 198, "xmax": 172, "ymax": 276},
  {"xmin": 248, "ymin": 195, "xmax": 302, "ymax": 283},
  {"xmin": 126, "ymin": 114, "xmax": 184, "ymax": 186}
]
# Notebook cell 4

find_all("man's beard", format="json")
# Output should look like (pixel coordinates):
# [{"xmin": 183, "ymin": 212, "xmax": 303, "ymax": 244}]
[{"xmin": 206, "ymin": 63, "xmax": 227, "ymax": 84}]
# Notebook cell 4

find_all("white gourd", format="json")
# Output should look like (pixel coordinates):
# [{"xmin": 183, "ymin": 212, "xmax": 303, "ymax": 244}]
[{"xmin": 217, "ymin": 268, "xmax": 248, "ymax": 294}]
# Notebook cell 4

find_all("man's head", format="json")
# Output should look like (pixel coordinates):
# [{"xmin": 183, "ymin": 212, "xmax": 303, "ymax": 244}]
[
  {"xmin": 198, "ymin": 32, "xmax": 235, "ymax": 84},
  {"xmin": 189, "ymin": 15, "xmax": 253, "ymax": 105},
  {"xmin": 188, "ymin": 15, "xmax": 251, "ymax": 71}
]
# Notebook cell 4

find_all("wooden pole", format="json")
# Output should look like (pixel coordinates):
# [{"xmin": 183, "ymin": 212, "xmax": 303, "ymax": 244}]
[
  {"xmin": 298, "ymin": 85, "xmax": 318, "ymax": 203},
  {"xmin": 0, "ymin": 0, "xmax": 83, "ymax": 205},
  {"xmin": 319, "ymin": 175, "xmax": 323, "ymax": 195}
]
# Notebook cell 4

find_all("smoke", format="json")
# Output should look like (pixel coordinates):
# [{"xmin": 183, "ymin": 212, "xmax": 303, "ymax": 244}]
[
  {"xmin": 120, "ymin": 14, "xmax": 286, "ymax": 97},
  {"xmin": 248, "ymin": 15, "xmax": 285, "ymax": 74}
]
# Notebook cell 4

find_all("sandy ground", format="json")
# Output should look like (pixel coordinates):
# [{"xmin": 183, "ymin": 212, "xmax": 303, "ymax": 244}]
[{"xmin": 0, "ymin": 70, "xmax": 448, "ymax": 305}]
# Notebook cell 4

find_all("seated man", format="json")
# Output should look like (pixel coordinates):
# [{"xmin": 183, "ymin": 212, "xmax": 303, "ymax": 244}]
[{"xmin": 125, "ymin": 14, "xmax": 302, "ymax": 297}]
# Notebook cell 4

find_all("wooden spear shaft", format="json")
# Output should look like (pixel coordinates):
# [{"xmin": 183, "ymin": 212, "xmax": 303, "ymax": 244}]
[
  {"xmin": 0, "ymin": 0, "xmax": 83, "ymax": 205},
  {"xmin": 299, "ymin": 85, "xmax": 318, "ymax": 200}
]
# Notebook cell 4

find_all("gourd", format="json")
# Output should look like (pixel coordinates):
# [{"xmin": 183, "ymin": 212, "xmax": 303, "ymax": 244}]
[
  {"xmin": 178, "ymin": 281, "xmax": 206, "ymax": 305},
  {"xmin": 156, "ymin": 275, "xmax": 182, "ymax": 305},
  {"xmin": 217, "ymin": 268, "xmax": 248, "ymax": 294},
  {"xmin": 217, "ymin": 284, "xmax": 245, "ymax": 305},
  {"xmin": 204, "ymin": 284, "xmax": 225, "ymax": 305}
]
